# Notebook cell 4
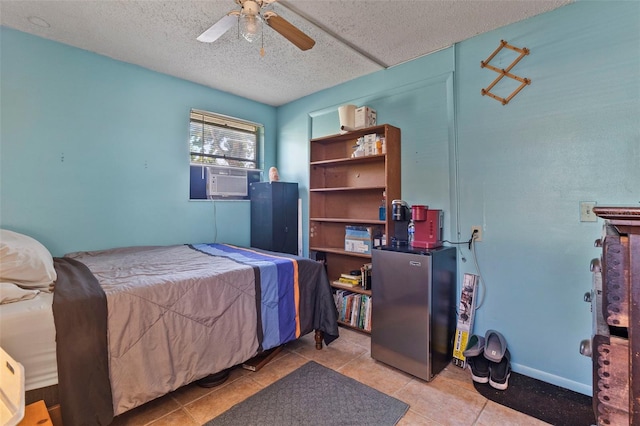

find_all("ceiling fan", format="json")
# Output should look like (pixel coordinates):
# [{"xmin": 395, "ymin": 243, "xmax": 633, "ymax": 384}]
[{"xmin": 197, "ymin": 0, "xmax": 315, "ymax": 52}]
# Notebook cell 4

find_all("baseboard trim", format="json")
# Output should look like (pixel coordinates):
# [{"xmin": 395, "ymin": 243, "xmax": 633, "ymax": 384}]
[{"xmin": 511, "ymin": 362, "xmax": 592, "ymax": 396}]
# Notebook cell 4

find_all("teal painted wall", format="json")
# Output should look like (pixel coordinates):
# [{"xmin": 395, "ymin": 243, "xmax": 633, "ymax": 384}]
[
  {"xmin": 1, "ymin": 0, "xmax": 638, "ymax": 396},
  {"xmin": 0, "ymin": 28, "xmax": 277, "ymax": 256},
  {"xmin": 454, "ymin": 0, "xmax": 639, "ymax": 392},
  {"xmin": 277, "ymin": 0, "xmax": 639, "ymax": 395},
  {"xmin": 278, "ymin": 48, "xmax": 457, "ymax": 261}
]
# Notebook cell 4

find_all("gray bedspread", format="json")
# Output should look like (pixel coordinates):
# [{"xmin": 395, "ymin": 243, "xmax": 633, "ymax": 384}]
[{"xmin": 56, "ymin": 244, "xmax": 338, "ymax": 421}]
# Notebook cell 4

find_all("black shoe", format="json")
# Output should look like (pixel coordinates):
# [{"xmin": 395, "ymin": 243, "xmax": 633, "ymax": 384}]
[
  {"xmin": 196, "ymin": 368, "xmax": 231, "ymax": 388},
  {"xmin": 463, "ymin": 335, "xmax": 490, "ymax": 384},
  {"xmin": 489, "ymin": 348, "xmax": 511, "ymax": 390}
]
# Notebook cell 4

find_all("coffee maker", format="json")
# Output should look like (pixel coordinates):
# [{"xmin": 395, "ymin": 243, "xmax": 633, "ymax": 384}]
[
  {"xmin": 391, "ymin": 200, "xmax": 411, "ymax": 246},
  {"xmin": 411, "ymin": 205, "xmax": 443, "ymax": 248}
]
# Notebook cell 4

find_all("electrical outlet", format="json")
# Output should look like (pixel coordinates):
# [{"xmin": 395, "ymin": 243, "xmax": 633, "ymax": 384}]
[{"xmin": 471, "ymin": 226, "xmax": 483, "ymax": 242}]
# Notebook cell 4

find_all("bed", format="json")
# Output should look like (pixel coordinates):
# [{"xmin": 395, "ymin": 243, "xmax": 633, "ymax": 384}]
[{"xmin": 0, "ymin": 230, "xmax": 339, "ymax": 425}]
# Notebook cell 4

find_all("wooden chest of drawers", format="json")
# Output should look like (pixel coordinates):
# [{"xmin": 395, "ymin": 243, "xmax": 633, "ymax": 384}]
[{"xmin": 589, "ymin": 207, "xmax": 640, "ymax": 425}]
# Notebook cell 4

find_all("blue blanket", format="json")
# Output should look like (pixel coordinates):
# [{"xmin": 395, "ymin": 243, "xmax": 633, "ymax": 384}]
[{"xmin": 191, "ymin": 243, "xmax": 301, "ymax": 350}]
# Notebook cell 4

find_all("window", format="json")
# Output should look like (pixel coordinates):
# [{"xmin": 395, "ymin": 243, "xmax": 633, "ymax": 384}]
[{"xmin": 189, "ymin": 109, "xmax": 260, "ymax": 169}]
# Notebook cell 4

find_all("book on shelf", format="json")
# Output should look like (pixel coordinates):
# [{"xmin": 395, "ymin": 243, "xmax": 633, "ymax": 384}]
[
  {"xmin": 333, "ymin": 270, "xmax": 362, "ymax": 286},
  {"xmin": 364, "ymin": 295, "xmax": 372, "ymax": 331},
  {"xmin": 339, "ymin": 276, "xmax": 361, "ymax": 285},
  {"xmin": 333, "ymin": 289, "xmax": 372, "ymax": 331},
  {"xmin": 333, "ymin": 279, "xmax": 361, "ymax": 288},
  {"xmin": 340, "ymin": 273, "xmax": 362, "ymax": 281},
  {"xmin": 360, "ymin": 263, "xmax": 372, "ymax": 290},
  {"xmin": 358, "ymin": 294, "xmax": 367, "ymax": 329},
  {"xmin": 350, "ymin": 294, "xmax": 362, "ymax": 326}
]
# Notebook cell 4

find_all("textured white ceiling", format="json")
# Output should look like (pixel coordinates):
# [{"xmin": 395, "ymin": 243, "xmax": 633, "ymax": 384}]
[{"xmin": 0, "ymin": 0, "xmax": 571, "ymax": 106}]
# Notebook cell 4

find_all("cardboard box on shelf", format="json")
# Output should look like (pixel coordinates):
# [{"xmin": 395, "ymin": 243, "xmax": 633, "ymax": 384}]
[
  {"xmin": 344, "ymin": 225, "xmax": 383, "ymax": 255},
  {"xmin": 363, "ymin": 133, "xmax": 377, "ymax": 156},
  {"xmin": 354, "ymin": 106, "xmax": 377, "ymax": 129}
]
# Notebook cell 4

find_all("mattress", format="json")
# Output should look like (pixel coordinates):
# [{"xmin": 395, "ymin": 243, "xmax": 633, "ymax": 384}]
[{"xmin": 0, "ymin": 292, "xmax": 57, "ymax": 391}]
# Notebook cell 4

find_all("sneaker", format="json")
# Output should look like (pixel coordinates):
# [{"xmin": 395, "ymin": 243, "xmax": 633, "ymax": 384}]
[
  {"xmin": 463, "ymin": 335, "xmax": 490, "ymax": 384},
  {"xmin": 489, "ymin": 348, "xmax": 511, "ymax": 390}
]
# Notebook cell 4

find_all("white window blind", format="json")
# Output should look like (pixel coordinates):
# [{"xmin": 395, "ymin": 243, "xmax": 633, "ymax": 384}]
[{"xmin": 189, "ymin": 109, "xmax": 260, "ymax": 169}]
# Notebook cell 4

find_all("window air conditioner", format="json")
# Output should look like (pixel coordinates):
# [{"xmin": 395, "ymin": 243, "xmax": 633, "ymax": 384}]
[{"xmin": 206, "ymin": 166, "xmax": 249, "ymax": 198}]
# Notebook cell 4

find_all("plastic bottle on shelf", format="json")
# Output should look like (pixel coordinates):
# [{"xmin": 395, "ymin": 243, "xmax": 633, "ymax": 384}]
[
  {"xmin": 408, "ymin": 220, "xmax": 415, "ymax": 245},
  {"xmin": 379, "ymin": 191, "xmax": 386, "ymax": 221}
]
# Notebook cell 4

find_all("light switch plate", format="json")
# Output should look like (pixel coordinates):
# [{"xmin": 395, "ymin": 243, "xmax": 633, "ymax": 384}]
[{"xmin": 580, "ymin": 201, "xmax": 597, "ymax": 222}]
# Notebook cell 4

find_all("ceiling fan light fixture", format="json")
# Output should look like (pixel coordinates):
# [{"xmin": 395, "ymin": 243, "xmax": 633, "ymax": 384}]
[{"xmin": 240, "ymin": 8, "xmax": 262, "ymax": 43}]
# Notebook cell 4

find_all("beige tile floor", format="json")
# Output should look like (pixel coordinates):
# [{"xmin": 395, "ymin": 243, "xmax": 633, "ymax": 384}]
[{"xmin": 111, "ymin": 327, "xmax": 550, "ymax": 426}]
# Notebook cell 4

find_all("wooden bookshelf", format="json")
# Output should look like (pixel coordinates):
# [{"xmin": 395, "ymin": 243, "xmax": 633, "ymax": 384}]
[{"xmin": 309, "ymin": 124, "xmax": 401, "ymax": 333}]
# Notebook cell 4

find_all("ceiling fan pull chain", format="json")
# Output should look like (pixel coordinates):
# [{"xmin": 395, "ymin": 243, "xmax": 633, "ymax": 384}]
[{"xmin": 260, "ymin": 24, "xmax": 265, "ymax": 57}]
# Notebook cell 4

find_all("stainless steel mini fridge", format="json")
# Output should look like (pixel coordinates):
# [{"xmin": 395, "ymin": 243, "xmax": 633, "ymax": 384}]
[{"xmin": 371, "ymin": 245, "xmax": 457, "ymax": 381}]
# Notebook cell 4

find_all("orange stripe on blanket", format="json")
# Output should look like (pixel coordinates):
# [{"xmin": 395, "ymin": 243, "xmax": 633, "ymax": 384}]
[{"xmin": 223, "ymin": 245, "xmax": 301, "ymax": 338}]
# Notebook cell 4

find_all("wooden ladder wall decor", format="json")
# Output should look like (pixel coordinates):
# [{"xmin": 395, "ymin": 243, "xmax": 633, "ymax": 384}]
[{"xmin": 481, "ymin": 40, "xmax": 531, "ymax": 105}]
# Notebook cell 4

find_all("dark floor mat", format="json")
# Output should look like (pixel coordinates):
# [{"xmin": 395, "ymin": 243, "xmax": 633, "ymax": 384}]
[
  {"xmin": 473, "ymin": 371, "xmax": 595, "ymax": 425},
  {"xmin": 204, "ymin": 361, "xmax": 408, "ymax": 425}
]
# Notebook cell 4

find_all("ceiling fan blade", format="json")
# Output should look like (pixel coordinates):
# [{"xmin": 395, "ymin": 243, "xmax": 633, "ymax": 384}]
[
  {"xmin": 265, "ymin": 14, "xmax": 315, "ymax": 51},
  {"xmin": 197, "ymin": 14, "xmax": 237, "ymax": 43}
]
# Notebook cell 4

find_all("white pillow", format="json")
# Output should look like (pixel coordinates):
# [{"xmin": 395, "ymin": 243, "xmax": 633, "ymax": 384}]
[
  {"xmin": 0, "ymin": 282, "xmax": 40, "ymax": 304},
  {"xmin": 0, "ymin": 229, "xmax": 57, "ymax": 289}
]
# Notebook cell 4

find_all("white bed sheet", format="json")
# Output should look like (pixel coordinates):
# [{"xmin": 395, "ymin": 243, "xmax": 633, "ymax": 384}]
[{"xmin": 0, "ymin": 292, "xmax": 57, "ymax": 391}]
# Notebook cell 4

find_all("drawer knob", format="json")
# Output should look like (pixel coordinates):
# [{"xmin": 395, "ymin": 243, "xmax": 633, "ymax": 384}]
[{"xmin": 579, "ymin": 339, "xmax": 592, "ymax": 357}]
